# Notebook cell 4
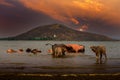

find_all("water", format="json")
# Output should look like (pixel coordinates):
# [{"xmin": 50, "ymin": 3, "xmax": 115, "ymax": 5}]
[{"xmin": 0, "ymin": 41, "xmax": 120, "ymax": 74}]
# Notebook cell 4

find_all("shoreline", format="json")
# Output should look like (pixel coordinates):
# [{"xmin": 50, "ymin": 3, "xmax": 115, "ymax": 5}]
[{"xmin": 0, "ymin": 73, "xmax": 120, "ymax": 76}]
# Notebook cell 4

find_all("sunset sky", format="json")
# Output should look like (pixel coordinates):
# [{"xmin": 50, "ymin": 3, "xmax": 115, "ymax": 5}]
[{"xmin": 0, "ymin": 0, "xmax": 120, "ymax": 39}]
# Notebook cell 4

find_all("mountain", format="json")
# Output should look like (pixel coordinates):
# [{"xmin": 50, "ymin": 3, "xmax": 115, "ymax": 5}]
[{"xmin": 3, "ymin": 24, "xmax": 115, "ymax": 41}]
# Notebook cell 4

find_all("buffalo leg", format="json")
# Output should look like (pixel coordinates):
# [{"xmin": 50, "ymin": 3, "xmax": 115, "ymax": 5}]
[
  {"xmin": 95, "ymin": 53, "xmax": 99, "ymax": 64},
  {"xmin": 100, "ymin": 53, "xmax": 103, "ymax": 64}
]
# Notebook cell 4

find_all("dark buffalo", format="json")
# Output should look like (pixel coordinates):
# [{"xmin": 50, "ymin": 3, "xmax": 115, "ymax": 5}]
[
  {"xmin": 31, "ymin": 49, "xmax": 41, "ymax": 55},
  {"xmin": 26, "ymin": 48, "xmax": 32, "ymax": 53},
  {"xmin": 26, "ymin": 48, "xmax": 41, "ymax": 54}
]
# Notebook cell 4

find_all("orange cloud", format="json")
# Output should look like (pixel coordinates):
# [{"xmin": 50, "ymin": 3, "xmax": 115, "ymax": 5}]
[
  {"xmin": 19, "ymin": 0, "xmax": 120, "ymax": 26},
  {"xmin": 0, "ymin": 0, "xmax": 14, "ymax": 7},
  {"xmin": 72, "ymin": 0, "xmax": 103, "ymax": 12},
  {"xmin": 70, "ymin": 18, "xmax": 79, "ymax": 25}
]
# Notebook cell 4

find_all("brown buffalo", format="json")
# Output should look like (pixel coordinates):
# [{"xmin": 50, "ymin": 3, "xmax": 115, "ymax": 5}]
[
  {"xmin": 46, "ymin": 43, "xmax": 67, "ymax": 57},
  {"xmin": 17, "ymin": 49, "xmax": 24, "ymax": 53},
  {"xmin": 54, "ymin": 47, "xmax": 66, "ymax": 57},
  {"xmin": 48, "ymin": 49, "xmax": 53, "ymax": 54},
  {"xmin": 66, "ymin": 44, "xmax": 85, "ymax": 53},
  {"xmin": 90, "ymin": 46, "xmax": 107, "ymax": 64},
  {"xmin": 7, "ymin": 49, "xmax": 17, "ymax": 54}
]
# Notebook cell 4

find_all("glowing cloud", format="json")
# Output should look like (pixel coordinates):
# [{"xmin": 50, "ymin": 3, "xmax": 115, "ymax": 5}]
[
  {"xmin": 72, "ymin": 0, "xmax": 103, "ymax": 12},
  {"xmin": 19, "ymin": 0, "xmax": 120, "ymax": 27},
  {"xmin": 19, "ymin": 0, "xmax": 104, "ymax": 24},
  {"xmin": 70, "ymin": 18, "xmax": 79, "ymax": 25}
]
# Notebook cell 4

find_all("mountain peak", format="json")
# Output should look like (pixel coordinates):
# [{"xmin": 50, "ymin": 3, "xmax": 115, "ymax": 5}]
[{"xmin": 11, "ymin": 24, "xmax": 114, "ymax": 41}]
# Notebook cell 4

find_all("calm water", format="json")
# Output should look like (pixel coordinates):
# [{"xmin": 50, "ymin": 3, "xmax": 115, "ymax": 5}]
[{"xmin": 0, "ymin": 41, "xmax": 120, "ymax": 74}]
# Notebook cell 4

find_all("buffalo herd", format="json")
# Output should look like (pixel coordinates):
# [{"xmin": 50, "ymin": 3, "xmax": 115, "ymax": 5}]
[
  {"xmin": 46, "ymin": 43, "xmax": 85, "ymax": 57},
  {"xmin": 46, "ymin": 43, "xmax": 107, "ymax": 63},
  {"xmin": 6, "ymin": 43, "xmax": 107, "ymax": 64},
  {"xmin": 7, "ymin": 48, "xmax": 41, "ymax": 54}
]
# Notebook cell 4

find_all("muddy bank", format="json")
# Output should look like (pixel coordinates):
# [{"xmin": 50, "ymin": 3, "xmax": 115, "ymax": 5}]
[{"xmin": 0, "ymin": 73, "xmax": 120, "ymax": 80}]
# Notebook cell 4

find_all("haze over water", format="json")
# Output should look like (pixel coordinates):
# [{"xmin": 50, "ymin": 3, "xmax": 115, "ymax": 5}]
[{"xmin": 0, "ymin": 41, "xmax": 120, "ymax": 74}]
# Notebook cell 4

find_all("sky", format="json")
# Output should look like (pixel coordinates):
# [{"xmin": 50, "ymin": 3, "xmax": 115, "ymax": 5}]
[{"xmin": 0, "ymin": 0, "xmax": 120, "ymax": 39}]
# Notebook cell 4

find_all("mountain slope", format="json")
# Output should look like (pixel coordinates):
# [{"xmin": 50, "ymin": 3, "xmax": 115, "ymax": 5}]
[{"xmin": 13, "ymin": 24, "xmax": 114, "ymax": 41}]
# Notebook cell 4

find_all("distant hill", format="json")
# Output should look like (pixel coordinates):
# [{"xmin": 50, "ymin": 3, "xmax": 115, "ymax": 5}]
[{"xmin": 1, "ymin": 24, "xmax": 116, "ymax": 41}]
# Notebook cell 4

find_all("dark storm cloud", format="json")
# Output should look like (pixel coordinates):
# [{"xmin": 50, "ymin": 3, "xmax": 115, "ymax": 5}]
[
  {"xmin": 75, "ymin": 16, "xmax": 120, "ymax": 39},
  {"xmin": 0, "ymin": 0, "xmax": 56, "ymax": 37}
]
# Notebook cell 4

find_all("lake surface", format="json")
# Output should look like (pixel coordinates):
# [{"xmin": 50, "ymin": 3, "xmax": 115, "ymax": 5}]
[{"xmin": 0, "ymin": 41, "xmax": 120, "ymax": 74}]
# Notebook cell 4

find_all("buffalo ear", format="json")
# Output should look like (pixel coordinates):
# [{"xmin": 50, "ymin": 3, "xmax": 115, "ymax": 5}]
[{"xmin": 89, "ymin": 46, "xmax": 93, "ymax": 49}]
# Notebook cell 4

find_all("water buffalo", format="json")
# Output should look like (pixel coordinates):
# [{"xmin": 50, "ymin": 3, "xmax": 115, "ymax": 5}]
[
  {"xmin": 17, "ymin": 49, "xmax": 24, "ymax": 53},
  {"xmin": 90, "ymin": 46, "xmax": 107, "ymax": 64},
  {"xmin": 26, "ymin": 48, "xmax": 32, "ymax": 53},
  {"xmin": 46, "ymin": 43, "xmax": 67, "ymax": 57},
  {"xmin": 7, "ymin": 49, "xmax": 17, "ymax": 53},
  {"xmin": 26, "ymin": 48, "xmax": 41, "ymax": 54},
  {"xmin": 48, "ymin": 49, "xmax": 53, "ymax": 54},
  {"xmin": 31, "ymin": 49, "xmax": 42, "ymax": 55},
  {"xmin": 65, "ymin": 44, "xmax": 85, "ymax": 53},
  {"xmin": 54, "ymin": 47, "xmax": 66, "ymax": 57}
]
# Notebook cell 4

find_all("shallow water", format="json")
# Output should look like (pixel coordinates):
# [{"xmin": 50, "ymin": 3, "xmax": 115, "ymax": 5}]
[{"xmin": 0, "ymin": 41, "xmax": 120, "ymax": 73}]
